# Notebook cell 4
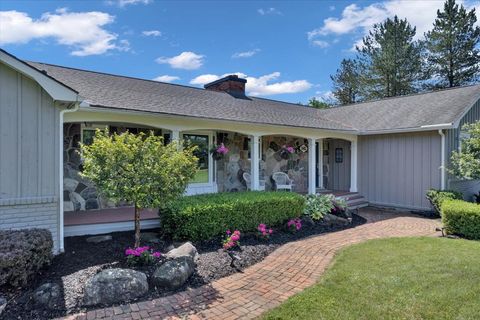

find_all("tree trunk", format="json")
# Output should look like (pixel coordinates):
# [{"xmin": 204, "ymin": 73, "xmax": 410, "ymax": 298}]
[{"xmin": 134, "ymin": 203, "xmax": 141, "ymax": 248}]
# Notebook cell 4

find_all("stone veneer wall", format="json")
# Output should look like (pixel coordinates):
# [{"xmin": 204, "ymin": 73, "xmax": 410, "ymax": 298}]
[
  {"xmin": 63, "ymin": 123, "xmax": 125, "ymax": 212},
  {"xmin": 215, "ymin": 133, "xmax": 309, "ymax": 193}
]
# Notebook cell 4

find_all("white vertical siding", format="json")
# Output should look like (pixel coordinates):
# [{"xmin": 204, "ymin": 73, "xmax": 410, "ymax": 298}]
[
  {"xmin": 358, "ymin": 131, "xmax": 441, "ymax": 210},
  {"xmin": 0, "ymin": 62, "xmax": 60, "ymax": 251}
]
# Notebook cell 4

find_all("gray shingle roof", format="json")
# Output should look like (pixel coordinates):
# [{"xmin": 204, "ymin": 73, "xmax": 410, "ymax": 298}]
[
  {"xmin": 27, "ymin": 62, "xmax": 354, "ymax": 132},
  {"xmin": 320, "ymin": 84, "xmax": 480, "ymax": 133},
  {"xmin": 27, "ymin": 61, "xmax": 480, "ymax": 134}
]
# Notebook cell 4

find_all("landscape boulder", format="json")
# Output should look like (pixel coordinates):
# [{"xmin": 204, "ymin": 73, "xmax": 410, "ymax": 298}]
[
  {"xmin": 83, "ymin": 268, "xmax": 148, "ymax": 306},
  {"xmin": 323, "ymin": 213, "xmax": 350, "ymax": 226},
  {"xmin": 151, "ymin": 256, "xmax": 195, "ymax": 290},
  {"xmin": 165, "ymin": 242, "xmax": 197, "ymax": 260},
  {"xmin": 33, "ymin": 283, "xmax": 62, "ymax": 310},
  {"xmin": 86, "ymin": 235, "xmax": 112, "ymax": 243}
]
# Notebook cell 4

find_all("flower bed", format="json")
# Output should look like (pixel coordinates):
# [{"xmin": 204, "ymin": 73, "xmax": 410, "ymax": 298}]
[{"xmin": 0, "ymin": 213, "xmax": 365, "ymax": 320}]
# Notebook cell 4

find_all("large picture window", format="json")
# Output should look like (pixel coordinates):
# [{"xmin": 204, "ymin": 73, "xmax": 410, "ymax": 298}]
[{"xmin": 183, "ymin": 134, "xmax": 210, "ymax": 183}]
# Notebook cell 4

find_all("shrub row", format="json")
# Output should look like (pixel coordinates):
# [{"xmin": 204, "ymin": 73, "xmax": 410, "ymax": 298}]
[
  {"xmin": 442, "ymin": 200, "xmax": 480, "ymax": 240},
  {"xmin": 161, "ymin": 191, "xmax": 305, "ymax": 241},
  {"xmin": 0, "ymin": 229, "xmax": 53, "ymax": 287},
  {"xmin": 426, "ymin": 189, "xmax": 463, "ymax": 217}
]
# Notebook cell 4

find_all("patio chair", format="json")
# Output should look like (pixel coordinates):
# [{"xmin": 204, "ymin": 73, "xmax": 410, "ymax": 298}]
[
  {"xmin": 242, "ymin": 172, "xmax": 266, "ymax": 191},
  {"xmin": 272, "ymin": 172, "xmax": 294, "ymax": 191}
]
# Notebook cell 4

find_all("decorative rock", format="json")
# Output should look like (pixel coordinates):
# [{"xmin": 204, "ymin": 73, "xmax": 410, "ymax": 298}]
[
  {"xmin": 165, "ymin": 242, "xmax": 197, "ymax": 260},
  {"xmin": 0, "ymin": 296, "xmax": 6, "ymax": 316},
  {"xmin": 33, "ymin": 283, "xmax": 61, "ymax": 310},
  {"xmin": 141, "ymin": 232, "xmax": 162, "ymax": 244},
  {"xmin": 83, "ymin": 268, "xmax": 148, "ymax": 306},
  {"xmin": 86, "ymin": 235, "xmax": 112, "ymax": 243},
  {"xmin": 323, "ymin": 213, "xmax": 350, "ymax": 226},
  {"xmin": 64, "ymin": 178, "xmax": 79, "ymax": 192},
  {"xmin": 152, "ymin": 256, "xmax": 195, "ymax": 290}
]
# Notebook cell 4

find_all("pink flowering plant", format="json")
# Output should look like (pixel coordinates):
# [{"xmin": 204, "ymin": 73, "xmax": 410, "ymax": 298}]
[
  {"xmin": 223, "ymin": 229, "xmax": 241, "ymax": 250},
  {"xmin": 210, "ymin": 143, "xmax": 229, "ymax": 160},
  {"xmin": 280, "ymin": 145, "xmax": 296, "ymax": 160},
  {"xmin": 257, "ymin": 223, "xmax": 273, "ymax": 240},
  {"xmin": 287, "ymin": 218, "xmax": 302, "ymax": 233},
  {"xmin": 125, "ymin": 246, "xmax": 162, "ymax": 266}
]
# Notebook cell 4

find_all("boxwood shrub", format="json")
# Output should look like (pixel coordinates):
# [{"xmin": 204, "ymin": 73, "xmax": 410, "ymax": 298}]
[
  {"xmin": 426, "ymin": 189, "xmax": 463, "ymax": 217},
  {"xmin": 442, "ymin": 200, "xmax": 480, "ymax": 240},
  {"xmin": 0, "ymin": 229, "xmax": 53, "ymax": 287},
  {"xmin": 161, "ymin": 191, "xmax": 305, "ymax": 241}
]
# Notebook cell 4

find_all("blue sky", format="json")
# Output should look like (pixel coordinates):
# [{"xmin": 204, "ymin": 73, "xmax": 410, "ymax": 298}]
[{"xmin": 1, "ymin": 0, "xmax": 479, "ymax": 103}]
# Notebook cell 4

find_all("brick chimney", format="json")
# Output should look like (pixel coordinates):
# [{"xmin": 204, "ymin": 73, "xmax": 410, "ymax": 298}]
[{"xmin": 204, "ymin": 75, "xmax": 247, "ymax": 97}]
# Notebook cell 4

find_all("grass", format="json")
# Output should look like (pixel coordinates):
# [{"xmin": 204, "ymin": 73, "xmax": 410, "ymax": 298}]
[
  {"xmin": 190, "ymin": 169, "xmax": 208, "ymax": 183},
  {"xmin": 263, "ymin": 237, "xmax": 480, "ymax": 320}
]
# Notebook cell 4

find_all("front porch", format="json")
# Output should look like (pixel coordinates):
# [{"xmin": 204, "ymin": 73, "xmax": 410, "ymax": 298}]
[{"xmin": 62, "ymin": 120, "xmax": 363, "ymax": 236}]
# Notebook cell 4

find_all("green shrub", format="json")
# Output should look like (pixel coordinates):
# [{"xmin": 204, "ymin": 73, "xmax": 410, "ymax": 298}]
[
  {"xmin": 426, "ymin": 189, "xmax": 463, "ymax": 217},
  {"xmin": 0, "ymin": 229, "xmax": 53, "ymax": 287},
  {"xmin": 442, "ymin": 200, "xmax": 480, "ymax": 240},
  {"xmin": 161, "ymin": 191, "xmax": 305, "ymax": 241}
]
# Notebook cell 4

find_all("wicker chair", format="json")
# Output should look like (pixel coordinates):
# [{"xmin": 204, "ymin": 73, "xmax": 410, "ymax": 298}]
[
  {"xmin": 272, "ymin": 172, "xmax": 294, "ymax": 191},
  {"xmin": 242, "ymin": 172, "xmax": 266, "ymax": 191}
]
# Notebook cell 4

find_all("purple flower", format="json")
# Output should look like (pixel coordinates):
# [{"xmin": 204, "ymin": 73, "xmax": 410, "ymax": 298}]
[{"xmin": 152, "ymin": 252, "xmax": 162, "ymax": 258}]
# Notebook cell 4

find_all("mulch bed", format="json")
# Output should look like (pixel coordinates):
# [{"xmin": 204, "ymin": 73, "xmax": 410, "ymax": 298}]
[{"xmin": 0, "ymin": 214, "xmax": 366, "ymax": 320}]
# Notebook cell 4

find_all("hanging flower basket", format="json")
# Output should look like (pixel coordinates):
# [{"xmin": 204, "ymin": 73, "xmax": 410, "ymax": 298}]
[
  {"xmin": 280, "ymin": 145, "xmax": 295, "ymax": 160},
  {"xmin": 210, "ymin": 143, "xmax": 229, "ymax": 161}
]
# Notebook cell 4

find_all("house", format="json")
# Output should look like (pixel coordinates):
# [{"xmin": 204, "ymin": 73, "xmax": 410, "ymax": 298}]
[{"xmin": 1, "ymin": 48, "xmax": 480, "ymax": 253}]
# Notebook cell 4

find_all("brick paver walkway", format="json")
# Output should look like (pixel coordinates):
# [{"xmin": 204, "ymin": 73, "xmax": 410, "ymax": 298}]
[{"xmin": 63, "ymin": 208, "xmax": 440, "ymax": 320}]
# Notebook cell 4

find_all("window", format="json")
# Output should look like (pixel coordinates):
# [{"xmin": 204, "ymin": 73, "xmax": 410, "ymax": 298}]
[
  {"xmin": 81, "ymin": 124, "xmax": 108, "ymax": 146},
  {"xmin": 183, "ymin": 134, "xmax": 210, "ymax": 183},
  {"xmin": 335, "ymin": 148, "xmax": 344, "ymax": 163}
]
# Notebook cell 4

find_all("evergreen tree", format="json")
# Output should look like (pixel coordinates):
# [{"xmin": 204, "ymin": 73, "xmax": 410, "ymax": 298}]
[
  {"xmin": 330, "ymin": 58, "xmax": 362, "ymax": 105},
  {"xmin": 307, "ymin": 97, "xmax": 331, "ymax": 109},
  {"xmin": 357, "ymin": 16, "xmax": 423, "ymax": 99},
  {"xmin": 424, "ymin": 0, "xmax": 480, "ymax": 88}
]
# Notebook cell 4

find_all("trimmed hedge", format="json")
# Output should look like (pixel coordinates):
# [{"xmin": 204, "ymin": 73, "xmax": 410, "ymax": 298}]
[
  {"xmin": 0, "ymin": 229, "xmax": 53, "ymax": 287},
  {"xmin": 442, "ymin": 200, "xmax": 480, "ymax": 240},
  {"xmin": 161, "ymin": 191, "xmax": 305, "ymax": 241},
  {"xmin": 426, "ymin": 189, "xmax": 463, "ymax": 217}
]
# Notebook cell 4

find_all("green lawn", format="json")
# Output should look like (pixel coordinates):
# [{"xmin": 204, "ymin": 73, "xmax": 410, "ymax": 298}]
[
  {"xmin": 191, "ymin": 169, "xmax": 208, "ymax": 183},
  {"xmin": 263, "ymin": 237, "xmax": 480, "ymax": 320}
]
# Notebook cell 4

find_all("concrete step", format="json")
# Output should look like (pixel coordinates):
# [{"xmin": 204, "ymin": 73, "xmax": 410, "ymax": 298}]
[{"xmin": 315, "ymin": 189, "xmax": 369, "ymax": 210}]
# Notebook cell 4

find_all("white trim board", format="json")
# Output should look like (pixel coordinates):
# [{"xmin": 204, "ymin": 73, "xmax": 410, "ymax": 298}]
[{"xmin": 64, "ymin": 219, "xmax": 160, "ymax": 237}]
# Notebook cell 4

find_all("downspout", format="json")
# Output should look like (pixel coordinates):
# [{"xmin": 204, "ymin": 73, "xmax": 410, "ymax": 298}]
[
  {"xmin": 59, "ymin": 102, "xmax": 80, "ymax": 253},
  {"xmin": 438, "ymin": 129, "xmax": 446, "ymax": 190}
]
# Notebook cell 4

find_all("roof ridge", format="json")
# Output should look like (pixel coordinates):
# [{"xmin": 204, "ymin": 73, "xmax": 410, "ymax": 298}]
[{"xmin": 321, "ymin": 83, "xmax": 480, "ymax": 111}]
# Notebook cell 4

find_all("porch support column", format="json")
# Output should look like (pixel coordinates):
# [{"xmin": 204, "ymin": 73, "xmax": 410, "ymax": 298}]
[
  {"xmin": 317, "ymin": 138, "xmax": 324, "ymax": 189},
  {"xmin": 250, "ymin": 135, "xmax": 260, "ymax": 190},
  {"xmin": 171, "ymin": 129, "xmax": 180, "ymax": 142},
  {"xmin": 350, "ymin": 139, "xmax": 358, "ymax": 192},
  {"xmin": 308, "ymin": 138, "xmax": 317, "ymax": 195}
]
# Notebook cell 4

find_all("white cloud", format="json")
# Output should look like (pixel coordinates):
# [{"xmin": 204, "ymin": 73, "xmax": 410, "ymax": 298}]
[
  {"xmin": 106, "ymin": 0, "xmax": 152, "ymax": 7},
  {"xmin": 0, "ymin": 9, "xmax": 127, "ymax": 56},
  {"xmin": 142, "ymin": 30, "xmax": 161, "ymax": 37},
  {"xmin": 308, "ymin": 0, "xmax": 480, "ymax": 49},
  {"xmin": 232, "ymin": 49, "xmax": 260, "ymax": 58},
  {"xmin": 153, "ymin": 75, "xmax": 180, "ymax": 82},
  {"xmin": 312, "ymin": 40, "xmax": 329, "ymax": 48},
  {"xmin": 190, "ymin": 72, "xmax": 312, "ymax": 96},
  {"xmin": 156, "ymin": 51, "xmax": 204, "ymax": 70},
  {"xmin": 257, "ymin": 7, "xmax": 283, "ymax": 15}
]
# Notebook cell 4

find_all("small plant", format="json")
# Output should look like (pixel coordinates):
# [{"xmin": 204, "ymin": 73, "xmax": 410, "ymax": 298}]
[
  {"xmin": 280, "ymin": 145, "xmax": 295, "ymax": 159},
  {"xmin": 125, "ymin": 246, "xmax": 162, "ymax": 266},
  {"xmin": 223, "ymin": 230, "xmax": 241, "ymax": 250},
  {"xmin": 287, "ymin": 218, "xmax": 302, "ymax": 233},
  {"xmin": 210, "ymin": 143, "xmax": 229, "ymax": 160},
  {"xmin": 304, "ymin": 194, "xmax": 334, "ymax": 220},
  {"xmin": 330, "ymin": 195, "xmax": 348, "ymax": 215},
  {"xmin": 257, "ymin": 223, "xmax": 273, "ymax": 239}
]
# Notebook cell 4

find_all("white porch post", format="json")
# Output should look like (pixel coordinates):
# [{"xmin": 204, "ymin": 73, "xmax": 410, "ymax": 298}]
[
  {"xmin": 250, "ymin": 135, "xmax": 260, "ymax": 190},
  {"xmin": 317, "ymin": 138, "xmax": 324, "ymax": 189},
  {"xmin": 171, "ymin": 129, "xmax": 180, "ymax": 142},
  {"xmin": 308, "ymin": 138, "xmax": 316, "ymax": 195},
  {"xmin": 350, "ymin": 139, "xmax": 358, "ymax": 192}
]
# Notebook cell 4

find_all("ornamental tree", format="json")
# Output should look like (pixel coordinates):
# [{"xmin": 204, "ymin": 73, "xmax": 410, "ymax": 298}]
[
  {"xmin": 81, "ymin": 130, "xmax": 198, "ymax": 247},
  {"xmin": 450, "ymin": 121, "xmax": 480, "ymax": 180}
]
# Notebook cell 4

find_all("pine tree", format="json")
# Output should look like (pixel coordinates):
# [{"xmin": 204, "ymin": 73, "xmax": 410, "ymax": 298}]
[
  {"xmin": 330, "ymin": 59, "xmax": 362, "ymax": 105},
  {"xmin": 424, "ymin": 0, "xmax": 480, "ymax": 88},
  {"xmin": 357, "ymin": 16, "xmax": 423, "ymax": 99}
]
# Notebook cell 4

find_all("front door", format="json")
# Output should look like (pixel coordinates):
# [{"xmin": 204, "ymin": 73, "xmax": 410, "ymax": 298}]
[{"xmin": 328, "ymin": 139, "xmax": 351, "ymax": 191}]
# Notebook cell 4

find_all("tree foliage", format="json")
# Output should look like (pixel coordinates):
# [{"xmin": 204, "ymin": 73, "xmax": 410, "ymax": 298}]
[
  {"xmin": 357, "ymin": 16, "xmax": 423, "ymax": 99},
  {"xmin": 308, "ymin": 97, "xmax": 332, "ymax": 109},
  {"xmin": 330, "ymin": 58, "xmax": 362, "ymax": 105},
  {"xmin": 81, "ymin": 130, "xmax": 198, "ymax": 247},
  {"xmin": 424, "ymin": 0, "xmax": 480, "ymax": 88},
  {"xmin": 450, "ymin": 121, "xmax": 480, "ymax": 180}
]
